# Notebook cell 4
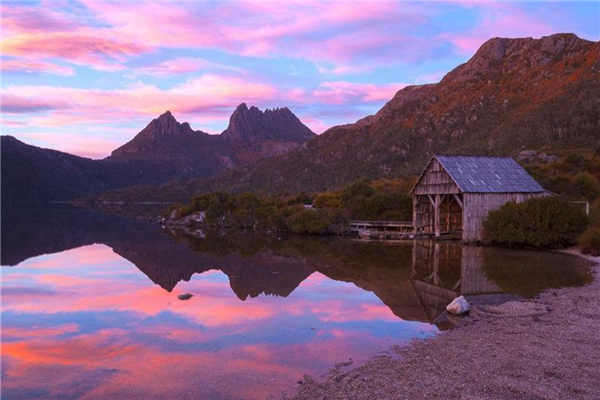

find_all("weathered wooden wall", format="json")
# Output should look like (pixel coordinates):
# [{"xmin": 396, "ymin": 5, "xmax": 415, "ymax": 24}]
[
  {"xmin": 413, "ymin": 158, "xmax": 461, "ymax": 195},
  {"xmin": 413, "ymin": 194, "xmax": 463, "ymax": 235},
  {"xmin": 462, "ymin": 192, "xmax": 550, "ymax": 242},
  {"xmin": 414, "ymin": 197, "xmax": 434, "ymax": 234}
]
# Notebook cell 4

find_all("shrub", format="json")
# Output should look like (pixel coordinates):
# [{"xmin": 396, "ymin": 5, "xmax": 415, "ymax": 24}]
[
  {"xmin": 341, "ymin": 181, "xmax": 374, "ymax": 205},
  {"xmin": 284, "ymin": 209, "xmax": 330, "ymax": 234},
  {"xmin": 579, "ymin": 220, "xmax": 600, "ymax": 256},
  {"xmin": 483, "ymin": 196, "xmax": 588, "ymax": 249},
  {"xmin": 313, "ymin": 192, "xmax": 342, "ymax": 209},
  {"xmin": 564, "ymin": 153, "xmax": 586, "ymax": 170},
  {"xmin": 573, "ymin": 172, "xmax": 600, "ymax": 200},
  {"xmin": 205, "ymin": 192, "xmax": 230, "ymax": 222},
  {"xmin": 287, "ymin": 193, "xmax": 313, "ymax": 206},
  {"xmin": 359, "ymin": 192, "xmax": 412, "ymax": 220},
  {"xmin": 482, "ymin": 247, "xmax": 593, "ymax": 297}
]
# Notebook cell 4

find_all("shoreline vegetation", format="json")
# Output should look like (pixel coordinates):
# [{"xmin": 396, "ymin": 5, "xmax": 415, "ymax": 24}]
[
  {"xmin": 281, "ymin": 249, "xmax": 600, "ymax": 400},
  {"xmin": 162, "ymin": 179, "xmax": 414, "ymax": 237},
  {"xmin": 160, "ymin": 152, "xmax": 600, "ymax": 250}
]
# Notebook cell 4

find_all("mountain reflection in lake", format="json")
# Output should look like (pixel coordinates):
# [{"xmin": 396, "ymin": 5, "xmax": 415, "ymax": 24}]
[{"xmin": 1, "ymin": 207, "xmax": 593, "ymax": 400}]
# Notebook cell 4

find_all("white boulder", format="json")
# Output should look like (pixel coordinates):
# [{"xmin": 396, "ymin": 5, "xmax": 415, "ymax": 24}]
[{"xmin": 446, "ymin": 295, "xmax": 471, "ymax": 315}]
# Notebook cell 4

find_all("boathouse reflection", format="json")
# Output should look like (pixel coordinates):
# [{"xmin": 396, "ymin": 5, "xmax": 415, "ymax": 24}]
[{"xmin": 410, "ymin": 241, "xmax": 513, "ymax": 327}]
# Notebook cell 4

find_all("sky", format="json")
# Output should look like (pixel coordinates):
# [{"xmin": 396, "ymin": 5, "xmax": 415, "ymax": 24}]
[{"xmin": 1, "ymin": 1, "xmax": 599, "ymax": 159}]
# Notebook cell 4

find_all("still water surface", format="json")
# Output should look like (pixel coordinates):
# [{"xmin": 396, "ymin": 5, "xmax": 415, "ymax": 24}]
[{"xmin": 1, "ymin": 207, "xmax": 593, "ymax": 400}]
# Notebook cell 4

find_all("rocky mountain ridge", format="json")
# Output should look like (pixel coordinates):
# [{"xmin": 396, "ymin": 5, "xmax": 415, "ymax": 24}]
[
  {"xmin": 152, "ymin": 33, "xmax": 598, "ymax": 198},
  {"xmin": 110, "ymin": 111, "xmax": 207, "ymax": 156},
  {"xmin": 5, "ymin": 33, "xmax": 599, "ymax": 205},
  {"xmin": 2, "ymin": 104, "xmax": 315, "ymax": 205},
  {"xmin": 221, "ymin": 103, "xmax": 315, "ymax": 143}
]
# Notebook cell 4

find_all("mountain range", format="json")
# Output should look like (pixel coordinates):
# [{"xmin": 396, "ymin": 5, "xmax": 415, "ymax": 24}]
[
  {"xmin": 3, "ymin": 33, "xmax": 599, "ymax": 205},
  {"xmin": 1, "ymin": 104, "xmax": 315, "ymax": 205}
]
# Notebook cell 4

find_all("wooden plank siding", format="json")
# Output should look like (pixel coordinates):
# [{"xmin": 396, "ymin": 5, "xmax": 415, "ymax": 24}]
[
  {"xmin": 413, "ymin": 158, "xmax": 461, "ymax": 195},
  {"xmin": 413, "ymin": 158, "xmax": 463, "ymax": 237},
  {"xmin": 462, "ymin": 192, "xmax": 550, "ymax": 242}
]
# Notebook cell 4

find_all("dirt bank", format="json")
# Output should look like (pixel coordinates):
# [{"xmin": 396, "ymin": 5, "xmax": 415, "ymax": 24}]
[{"xmin": 285, "ymin": 250, "xmax": 600, "ymax": 400}]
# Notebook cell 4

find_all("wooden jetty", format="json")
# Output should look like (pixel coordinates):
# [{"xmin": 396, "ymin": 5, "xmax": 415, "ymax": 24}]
[{"xmin": 349, "ymin": 220, "xmax": 413, "ymax": 234}]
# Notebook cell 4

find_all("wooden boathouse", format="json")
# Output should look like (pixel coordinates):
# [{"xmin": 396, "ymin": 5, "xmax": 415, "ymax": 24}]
[{"xmin": 411, "ymin": 155, "xmax": 549, "ymax": 242}]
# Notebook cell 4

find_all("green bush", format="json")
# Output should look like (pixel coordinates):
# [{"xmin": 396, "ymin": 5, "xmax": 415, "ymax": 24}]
[
  {"xmin": 284, "ymin": 209, "xmax": 330, "ymax": 234},
  {"xmin": 483, "ymin": 196, "xmax": 588, "ymax": 249},
  {"xmin": 287, "ymin": 193, "xmax": 313, "ymax": 206},
  {"xmin": 313, "ymin": 192, "xmax": 341, "ymax": 209},
  {"xmin": 340, "ymin": 180, "xmax": 411, "ymax": 221},
  {"xmin": 573, "ymin": 172, "xmax": 600, "ymax": 200},
  {"xmin": 579, "ymin": 220, "xmax": 600, "ymax": 256},
  {"xmin": 341, "ymin": 181, "xmax": 375, "ymax": 207},
  {"xmin": 172, "ymin": 177, "xmax": 415, "ymax": 234}
]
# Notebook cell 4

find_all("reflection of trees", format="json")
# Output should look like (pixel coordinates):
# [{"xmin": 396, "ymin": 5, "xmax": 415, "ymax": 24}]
[
  {"xmin": 5, "ymin": 206, "xmax": 593, "ymax": 327},
  {"xmin": 481, "ymin": 248, "xmax": 593, "ymax": 297}
]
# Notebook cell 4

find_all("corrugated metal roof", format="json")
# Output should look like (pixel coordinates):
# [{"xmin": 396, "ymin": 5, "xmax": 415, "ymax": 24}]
[{"xmin": 435, "ymin": 155, "xmax": 547, "ymax": 193}]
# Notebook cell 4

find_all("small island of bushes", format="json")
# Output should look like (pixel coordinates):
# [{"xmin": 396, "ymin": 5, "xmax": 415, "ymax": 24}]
[{"xmin": 165, "ymin": 179, "xmax": 413, "ymax": 235}]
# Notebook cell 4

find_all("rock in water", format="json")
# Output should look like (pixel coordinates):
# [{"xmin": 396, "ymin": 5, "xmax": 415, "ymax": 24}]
[
  {"xmin": 447, "ymin": 295, "xmax": 471, "ymax": 315},
  {"xmin": 178, "ymin": 293, "xmax": 193, "ymax": 300}
]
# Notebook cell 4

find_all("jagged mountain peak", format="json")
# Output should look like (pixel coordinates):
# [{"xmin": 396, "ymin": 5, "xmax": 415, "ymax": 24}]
[
  {"xmin": 145, "ymin": 110, "xmax": 194, "ymax": 137},
  {"xmin": 158, "ymin": 109, "xmax": 174, "ymax": 118},
  {"xmin": 110, "ymin": 111, "xmax": 208, "ymax": 157},
  {"xmin": 221, "ymin": 103, "xmax": 315, "ymax": 143}
]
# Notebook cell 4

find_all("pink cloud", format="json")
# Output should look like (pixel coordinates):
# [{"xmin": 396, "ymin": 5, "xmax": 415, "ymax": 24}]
[
  {"xmin": 2, "ymin": 75, "xmax": 277, "ymax": 120},
  {"xmin": 2, "ymin": 32, "xmax": 146, "ymax": 68},
  {"xmin": 1, "ymin": 332, "xmax": 387, "ymax": 400},
  {"xmin": 441, "ymin": 3, "xmax": 557, "ymax": 54},
  {"xmin": 1, "ymin": 2, "xmax": 82, "ymax": 35},
  {"xmin": 1, "ymin": 120, "xmax": 27, "ymax": 126},
  {"xmin": 313, "ymin": 81, "xmax": 407, "ymax": 105},
  {"xmin": 1, "ymin": 59, "xmax": 74, "ymax": 76},
  {"xmin": 3, "ymin": 324, "xmax": 79, "ymax": 340},
  {"xmin": 3, "ymin": 73, "xmax": 401, "ymax": 144},
  {"xmin": 3, "ymin": 1, "xmax": 437, "ymax": 71},
  {"xmin": 1, "ymin": 1, "xmax": 570, "ymax": 78},
  {"xmin": 13, "ymin": 129, "xmax": 129, "ymax": 159},
  {"xmin": 299, "ymin": 117, "xmax": 329, "ymax": 134},
  {"xmin": 128, "ymin": 57, "xmax": 242, "ymax": 78},
  {"xmin": 1, "ymin": 94, "xmax": 69, "ymax": 113},
  {"xmin": 317, "ymin": 64, "xmax": 374, "ymax": 76},
  {"xmin": 1, "ymin": 2, "xmax": 144, "ymax": 71}
]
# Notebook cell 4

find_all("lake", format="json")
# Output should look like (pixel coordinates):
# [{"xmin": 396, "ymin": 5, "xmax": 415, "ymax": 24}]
[{"xmin": 1, "ymin": 207, "xmax": 593, "ymax": 400}]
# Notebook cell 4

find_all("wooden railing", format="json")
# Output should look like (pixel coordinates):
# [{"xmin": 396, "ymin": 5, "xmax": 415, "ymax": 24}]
[{"xmin": 349, "ymin": 220, "xmax": 414, "ymax": 231}]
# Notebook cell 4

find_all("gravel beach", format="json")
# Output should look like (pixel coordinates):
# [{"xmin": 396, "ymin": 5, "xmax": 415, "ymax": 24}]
[{"xmin": 284, "ymin": 250, "xmax": 600, "ymax": 400}]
